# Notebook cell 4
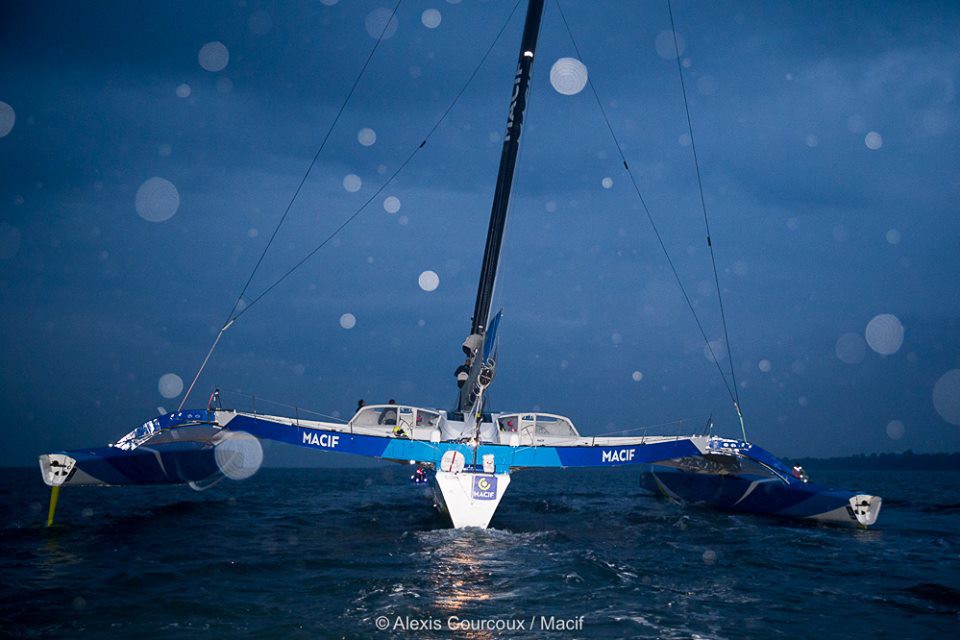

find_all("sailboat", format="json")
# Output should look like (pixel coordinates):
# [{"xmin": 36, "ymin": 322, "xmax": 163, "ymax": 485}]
[{"xmin": 39, "ymin": 0, "xmax": 881, "ymax": 530}]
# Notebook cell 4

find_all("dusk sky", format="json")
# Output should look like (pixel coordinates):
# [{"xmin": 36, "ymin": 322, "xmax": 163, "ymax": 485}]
[{"xmin": 1, "ymin": 0, "xmax": 959, "ymax": 466}]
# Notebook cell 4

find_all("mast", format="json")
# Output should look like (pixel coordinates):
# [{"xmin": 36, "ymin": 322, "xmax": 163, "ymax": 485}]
[{"xmin": 456, "ymin": 0, "xmax": 544, "ymax": 414}]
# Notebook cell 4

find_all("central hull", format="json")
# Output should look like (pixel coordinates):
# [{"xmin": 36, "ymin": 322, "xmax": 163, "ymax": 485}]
[{"xmin": 432, "ymin": 470, "xmax": 511, "ymax": 529}]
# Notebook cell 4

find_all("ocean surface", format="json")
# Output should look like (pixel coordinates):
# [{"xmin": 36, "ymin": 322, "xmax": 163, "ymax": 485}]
[{"xmin": 1, "ymin": 466, "xmax": 958, "ymax": 639}]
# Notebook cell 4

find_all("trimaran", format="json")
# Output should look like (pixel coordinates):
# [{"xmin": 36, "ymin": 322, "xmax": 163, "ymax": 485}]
[{"xmin": 39, "ymin": 0, "xmax": 881, "ymax": 529}]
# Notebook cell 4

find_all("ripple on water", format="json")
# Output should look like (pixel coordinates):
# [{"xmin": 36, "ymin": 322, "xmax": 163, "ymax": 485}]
[{"xmin": 2, "ymin": 468, "xmax": 960, "ymax": 638}]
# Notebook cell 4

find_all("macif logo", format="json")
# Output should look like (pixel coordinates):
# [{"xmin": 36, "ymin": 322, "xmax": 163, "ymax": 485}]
[
  {"xmin": 472, "ymin": 475, "xmax": 498, "ymax": 500},
  {"xmin": 503, "ymin": 63, "xmax": 523, "ymax": 142}
]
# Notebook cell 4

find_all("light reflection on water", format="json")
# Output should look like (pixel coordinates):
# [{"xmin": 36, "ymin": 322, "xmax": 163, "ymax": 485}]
[{"xmin": 1, "ymin": 468, "xmax": 958, "ymax": 639}]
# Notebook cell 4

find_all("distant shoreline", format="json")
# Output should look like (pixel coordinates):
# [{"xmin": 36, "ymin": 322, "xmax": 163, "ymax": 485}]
[{"xmin": 789, "ymin": 451, "xmax": 960, "ymax": 471}]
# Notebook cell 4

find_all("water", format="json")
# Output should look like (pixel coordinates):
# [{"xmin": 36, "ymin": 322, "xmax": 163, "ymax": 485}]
[{"xmin": 2, "ymin": 467, "xmax": 958, "ymax": 638}]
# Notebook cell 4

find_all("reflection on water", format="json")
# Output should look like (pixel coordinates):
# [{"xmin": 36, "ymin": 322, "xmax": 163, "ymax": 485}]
[
  {"xmin": 413, "ymin": 529, "xmax": 530, "ymax": 640},
  {"xmin": 424, "ymin": 535, "xmax": 493, "ymax": 614},
  {"xmin": 1, "ymin": 468, "xmax": 958, "ymax": 639},
  {"xmin": 34, "ymin": 532, "xmax": 83, "ymax": 584}
]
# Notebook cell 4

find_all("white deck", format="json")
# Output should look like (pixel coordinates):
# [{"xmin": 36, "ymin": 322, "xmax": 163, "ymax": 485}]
[{"xmin": 216, "ymin": 405, "xmax": 699, "ymax": 449}]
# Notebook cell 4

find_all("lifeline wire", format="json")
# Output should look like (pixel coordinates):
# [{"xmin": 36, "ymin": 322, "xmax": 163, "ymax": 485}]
[
  {"xmin": 180, "ymin": 0, "xmax": 524, "ymax": 409},
  {"xmin": 553, "ymin": 0, "xmax": 741, "ymax": 418}
]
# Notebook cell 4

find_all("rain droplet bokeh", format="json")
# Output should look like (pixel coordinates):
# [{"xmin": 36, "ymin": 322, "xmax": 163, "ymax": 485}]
[
  {"xmin": 365, "ymin": 8, "xmax": 399, "ymax": 40},
  {"xmin": 421, "ymin": 9, "xmax": 442, "ymax": 29},
  {"xmin": 932, "ymin": 369, "xmax": 960, "ymax": 426},
  {"xmin": 135, "ymin": 177, "xmax": 180, "ymax": 222},
  {"xmin": 342, "ymin": 174, "xmax": 362, "ymax": 193},
  {"xmin": 357, "ymin": 127, "xmax": 377, "ymax": 146},
  {"xmin": 549, "ymin": 58, "xmax": 588, "ymax": 96},
  {"xmin": 864, "ymin": 131, "xmax": 883, "ymax": 150},
  {"xmin": 864, "ymin": 314, "xmax": 904, "ymax": 355},
  {"xmin": 418, "ymin": 270, "xmax": 440, "ymax": 292},
  {"xmin": 655, "ymin": 31, "xmax": 684, "ymax": 59},
  {"xmin": 158, "ymin": 373, "xmax": 184, "ymax": 399},
  {"xmin": 383, "ymin": 196, "xmax": 401, "ymax": 214},
  {"xmin": 198, "ymin": 41, "xmax": 229, "ymax": 72},
  {"xmin": 0, "ymin": 101, "xmax": 15, "ymax": 137}
]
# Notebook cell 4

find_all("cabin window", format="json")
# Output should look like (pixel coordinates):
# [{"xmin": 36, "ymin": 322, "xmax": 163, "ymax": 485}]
[
  {"xmin": 416, "ymin": 410, "xmax": 441, "ymax": 428},
  {"xmin": 352, "ymin": 406, "xmax": 399, "ymax": 427},
  {"xmin": 498, "ymin": 416, "xmax": 518, "ymax": 432},
  {"xmin": 535, "ymin": 415, "xmax": 576, "ymax": 437}
]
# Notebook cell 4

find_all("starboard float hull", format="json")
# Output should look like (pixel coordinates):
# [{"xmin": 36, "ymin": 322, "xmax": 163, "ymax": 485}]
[{"xmin": 640, "ymin": 465, "xmax": 881, "ymax": 527}]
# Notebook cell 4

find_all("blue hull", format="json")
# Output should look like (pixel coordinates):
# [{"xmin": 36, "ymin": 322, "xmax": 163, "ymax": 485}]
[
  {"xmin": 41, "ymin": 441, "xmax": 222, "ymax": 486},
  {"xmin": 640, "ymin": 465, "xmax": 880, "ymax": 526}
]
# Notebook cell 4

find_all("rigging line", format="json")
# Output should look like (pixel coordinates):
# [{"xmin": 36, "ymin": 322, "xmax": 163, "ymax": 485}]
[
  {"xmin": 179, "ymin": 0, "xmax": 404, "ymax": 411},
  {"xmin": 552, "ymin": 0, "xmax": 738, "ymax": 408},
  {"xmin": 665, "ymin": 0, "xmax": 743, "ymax": 424},
  {"xmin": 181, "ymin": 0, "xmax": 520, "ymax": 409},
  {"xmin": 229, "ymin": 0, "xmax": 524, "ymax": 325},
  {"xmin": 232, "ymin": 0, "xmax": 405, "ymax": 319}
]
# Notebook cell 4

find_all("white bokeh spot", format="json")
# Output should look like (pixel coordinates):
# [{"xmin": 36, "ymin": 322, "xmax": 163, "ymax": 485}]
[
  {"xmin": 135, "ymin": 177, "xmax": 180, "ymax": 222},
  {"xmin": 549, "ymin": 58, "xmax": 588, "ymax": 96},
  {"xmin": 342, "ymin": 174, "xmax": 362, "ymax": 192},
  {"xmin": 703, "ymin": 339, "xmax": 726, "ymax": 363},
  {"xmin": 383, "ymin": 196, "xmax": 401, "ymax": 214},
  {"xmin": 365, "ymin": 8, "xmax": 399, "ymax": 40},
  {"xmin": 865, "ymin": 314, "xmax": 904, "ymax": 355},
  {"xmin": 339, "ymin": 313, "xmax": 357, "ymax": 330},
  {"xmin": 198, "ymin": 41, "xmax": 230, "ymax": 72},
  {"xmin": 655, "ymin": 30, "xmax": 685, "ymax": 59},
  {"xmin": 418, "ymin": 270, "xmax": 440, "ymax": 292},
  {"xmin": 357, "ymin": 127, "xmax": 377, "ymax": 146},
  {"xmin": 215, "ymin": 431, "xmax": 263, "ymax": 480},
  {"xmin": 0, "ymin": 101, "xmax": 15, "ymax": 137},
  {"xmin": 932, "ymin": 369, "xmax": 960, "ymax": 425},
  {"xmin": 158, "ymin": 373, "xmax": 184, "ymax": 399},
  {"xmin": 865, "ymin": 131, "xmax": 883, "ymax": 150},
  {"xmin": 421, "ymin": 9, "xmax": 442, "ymax": 28}
]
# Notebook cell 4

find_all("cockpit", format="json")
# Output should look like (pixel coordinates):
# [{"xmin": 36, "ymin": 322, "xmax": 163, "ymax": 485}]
[{"xmin": 346, "ymin": 406, "xmax": 583, "ymax": 446}]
